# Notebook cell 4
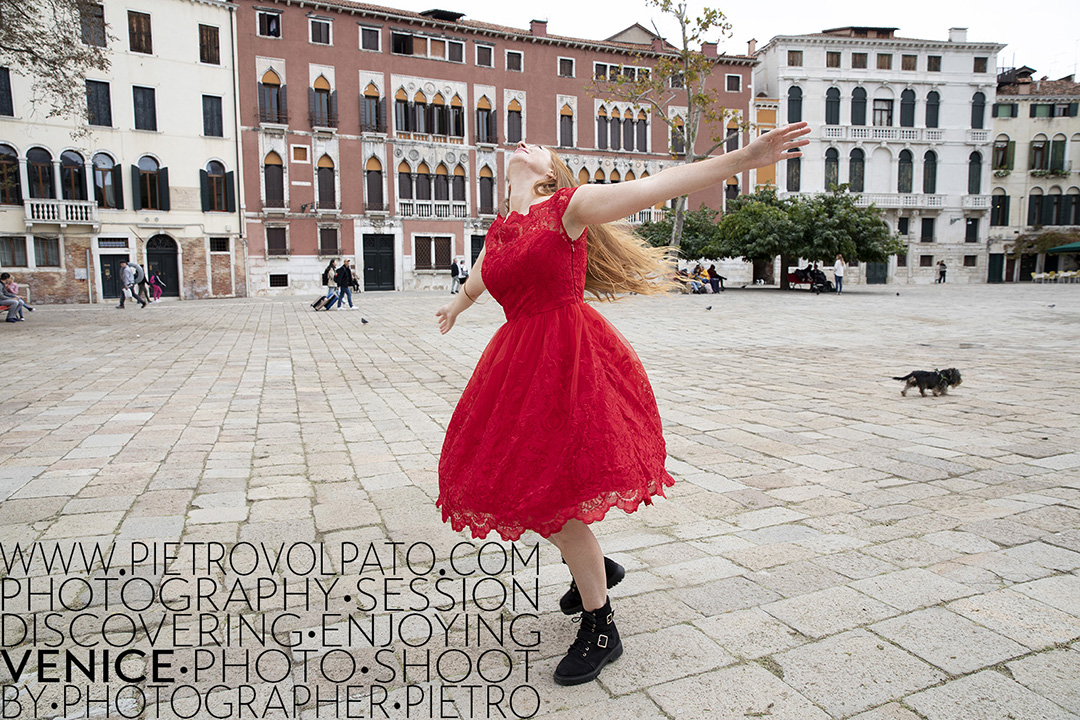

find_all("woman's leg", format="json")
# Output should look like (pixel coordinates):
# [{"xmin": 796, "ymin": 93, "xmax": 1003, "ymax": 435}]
[{"xmin": 548, "ymin": 519, "xmax": 606, "ymax": 611}]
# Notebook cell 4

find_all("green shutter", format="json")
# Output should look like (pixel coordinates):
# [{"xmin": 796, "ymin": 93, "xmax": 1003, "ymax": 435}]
[
  {"xmin": 200, "ymin": 169, "xmax": 210, "ymax": 211},
  {"xmin": 158, "ymin": 167, "xmax": 170, "ymax": 211},
  {"xmin": 1070, "ymin": 103, "xmax": 1079, "ymax": 117},
  {"xmin": 1011, "ymin": 104, "xmax": 1018, "ymax": 117},
  {"xmin": 225, "ymin": 171, "xmax": 235, "ymax": 212},
  {"xmin": 1051, "ymin": 140, "xmax": 1066, "ymax": 171},
  {"xmin": 112, "ymin": 164, "xmax": 124, "ymax": 209},
  {"xmin": 130, "ymin": 165, "xmax": 142, "ymax": 209},
  {"xmin": 1006, "ymin": 141, "xmax": 1015, "ymax": 170},
  {"xmin": 1029, "ymin": 104, "xmax": 1038, "ymax": 117}
]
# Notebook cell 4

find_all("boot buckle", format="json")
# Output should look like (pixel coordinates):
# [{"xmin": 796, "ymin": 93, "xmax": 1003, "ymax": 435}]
[{"xmin": 597, "ymin": 634, "xmax": 608, "ymax": 648}]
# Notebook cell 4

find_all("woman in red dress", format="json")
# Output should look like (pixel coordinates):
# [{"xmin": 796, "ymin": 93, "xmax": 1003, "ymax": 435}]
[{"xmin": 436, "ymin": 122, "xmax": 810, "ymax": 685}]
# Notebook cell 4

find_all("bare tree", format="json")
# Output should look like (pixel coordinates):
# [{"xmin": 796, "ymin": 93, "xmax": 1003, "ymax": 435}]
[
  {"xmin": 0, "ymin": 0, "xmax": 110, "ymax": 136},
  {"xmin": 593, "ymin": 0, "xmax": 742, "ymax": 247}
]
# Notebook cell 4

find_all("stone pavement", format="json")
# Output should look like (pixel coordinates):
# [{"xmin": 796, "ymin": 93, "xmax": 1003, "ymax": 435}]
[{"xmin": 1, "ymin": 283, "xmax": 1079, "ymax": 720}]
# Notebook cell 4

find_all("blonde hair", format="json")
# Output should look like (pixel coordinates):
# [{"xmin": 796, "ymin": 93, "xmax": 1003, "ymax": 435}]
[{"xmin": 507, "ymin": 148, "xmax": 676, "ymax": 301}]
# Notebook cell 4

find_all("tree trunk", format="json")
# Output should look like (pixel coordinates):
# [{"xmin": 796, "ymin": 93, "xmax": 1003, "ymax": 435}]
[
  {"xmin": 669, "ymin": 195, "xmax": 687, "ymax": 248},
  {"xmin": 779, "ymin": 253, "xmax": 791, "ymax": 290}
]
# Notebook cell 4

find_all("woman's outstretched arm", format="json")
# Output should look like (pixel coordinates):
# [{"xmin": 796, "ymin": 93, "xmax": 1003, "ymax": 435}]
[
  {"xmin": 563, "ymin": 122, "xmax": 811, "ymax": 236},
  {"xmin": 436, "ymin": 246, "xmax": 487, "ymax": 334}
]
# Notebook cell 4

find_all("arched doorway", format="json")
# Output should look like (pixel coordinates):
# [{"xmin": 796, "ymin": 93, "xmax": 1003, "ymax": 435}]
[{"xmin": 146, "ymin": 235, "xmax": 180, "ymax": 297}]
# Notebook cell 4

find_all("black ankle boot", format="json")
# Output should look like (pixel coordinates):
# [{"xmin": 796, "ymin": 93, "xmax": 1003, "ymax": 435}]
[
  {"xmin": 553, "ymin": 599, "xmax": 622, "ymax": 686},
  {"xmin": 559, "ymin": 557, "xmax": 625, "ymax": 615}
]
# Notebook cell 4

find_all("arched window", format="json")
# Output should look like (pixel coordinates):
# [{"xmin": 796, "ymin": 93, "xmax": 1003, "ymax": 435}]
[
  {"xmin": 593, "ymin": 168, "xmax": 606, "ymax": 184},
  {"xmin": 787, "ymin": 86, "xmax": 802, "ymax": 123},
  {"xmin": 900, "ymin": 89, "xmax": 916, "ymax": 127},
  {"xmin": 725, "ymin": 177, "xmax": 739, "ymax": 201},
  {"xmin": 559, "ymin": 104, "xmax": 574, "ymax": 148},
  {"xmin": 991, "ymin": 188, "xmax": 1010, "ymax": 227},
  {"xmin": 478, "ymin": 166, "xmax": 494, "ymax": 214},
  {"xmin": 851, "ymin": 88, "xmax": 867, "ymax": 126},
  {"xmin": 596, "ymin": 107, "xmax": 608, "ymax": 150},
  {"xmin": 624, "ymin": 170, "xmax": 636, "ymax": 182},
  {"xmin": 263, "ymin": 151, "xmax": 284, "ymax": 208},
  {"xmin": 1030, "ymin": 134, "xmax": 1049, "ymax": 170},
  {"xmin": 636, "ymin": 110, "xmax": 648, "ymax": 152},
  {"xmin": 925, "ymin": 91, "xmax": 940, "ymax": 129},
  {"xmin": 1063, "ymin": 187, "xmax": 1080, "ymax": 226},
  {"xmin": 726, "ymin": 120, "xmax": 739, "ymax": 153},
  {"xmin": 413, "ymin": 90, "xmax": 428, "ymax": 134},
  {"xmin": 431, "ymin": 93, "xmax": 447, "ymax": 136},
  {"xmin": 317, "ymin": 154, "xmax": 336, "ymax": 209},
  {"xmin": 434, "ymin": 163, "xmax": 449, "ymax": 202},
  {"xmin": 507, "ymin": 99, "xmax": 522, "ymax": 144},
  {"xmin": 623, "ymin": 110, "xmax": 635, "ymax": 151},
  {"xmin": 259, "ymin": 69, "xmax": 286, "ymax": 123},
  {"xmin": 968, "ymin": 152, "xmax": 982, "ymax": 195},
  {"xmin": 365, "ymin": 157, "xmax": 383, "ymax": 209},
  {"xmin": 786, "ymin": 157, "xmax": 800, "ymax": 192},
  {"xmin": 578, "ymin": 168, "xmax": 590, "ymax": 185},
  {"xmin": 360, "ymin": 82, "xmax": 383, "ymax": 133},
  {"xmin": 452, "ymin": 165, "xmax": 466, "ymax": 203},
  {"xmin": 27, "ymin": 148, "xmax": 55, "ymax": 199},
  {"xmin": 414, "ymin": 162, "xmax": 431, "ymax": 203},
  {"xmin": 671, "ymin": 116, "xmax": 685, "ymax": 155},
  {"xmin": 92, "ymin": 152, "xmax": 120, "ymax": 209},
  {"xmin": 993, "ymin": 134, "xmax": 1013, "ymax": 170},
  {"xmin": 923, "ymin": 150, "xmax": 937, "ymax": 194},
  {"xmin": 971, "ymin": 92, "xmax": 986, "ymax": 130},
  {"xmin": 0, "ymin": 145, "xmax": 21, "ymax": 204},
  {"xmin": 825, "ymin": 87, "xmax": 840, "ymax": 125},
  {"xmin": 311, "ymin": 75, "xmax": 336, "ymax": 128},
  {"xmin": 609, "ymin": 169, "xmax": 621, "ymax": 184},
  {"xmin": 205, "ymin": 160, "xmax": 227, "ymax": 211},
  {"xmin": 1045, "ymin": 187, "xmax": 1062, "ymax": 226},
  {"xmin": 397, "ymin": 161, "xmax": 412, "ymax": 201},
  {"xmin": 476, "ymin": 96, "xmax": 495, "ymax": 143},
  {"xmin": 449, "ymin": 94, "xmax": 464, "ymax": 138},
  {"xmin": 898, "ymin": 149, "xmax": 913, "ymax": 193},
  {"xmin": 848, "ymin": 148, "xmax": 865, "ymax": 192},
  {"xmin": 609, "ymin": 108, "xmax": 622, "ymax": 151},
  {"xmin": 61, "ymin": 150, "xmax": 87, "ymax": 201},
  {"xmin": 1027, "ymin": 187, "xmax": 1044, "ymax": 226},
  {"xmin": 137, "ymin": 155, "xmax": 162, "ymax": 210},
  {"xmin": 1050, "ymin": 133, "xmax": 1067, "ymax": 172},
  {"xmin": 394, "ymin": 88, "xmax": 410, "ymax": 132},
  {"xmin": 825, "ymin": 147, "xmax": 839, "ymax": 189}
]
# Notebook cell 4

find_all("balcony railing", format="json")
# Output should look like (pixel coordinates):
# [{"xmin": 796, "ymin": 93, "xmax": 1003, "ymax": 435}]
[
  {"xmin": 360, "ymin": 120, "xmax": 388, "ymax": 134},
  {"xmin": 309, "ymin": 113, "xmax": 338, "ymax": 130},
  {"xmin": 626, "ymin": 208, "xmax": 666, "ymax": 224},
  {"xmin": 258, "ymin": 109, "xmax": 288, "ymax": 125},
  {"xmin": 822, "ymin": 126, "xmax": 944, "ymax": 143},
  {"xmin": 364, "ymin": 201, "xmax": 389, "ymax": 213},
  {"xmin": 967, "ymin": 129, "xmax": 990, "ymax": 144},
  {"xmin": 854, "ymin": 193, "xmax": 945, "ymax": 209},
  {"xmin": 267, "ymin": 246, "xmax": 290, "ymax": 256},
  {"xmin": 478, "ymin": 205, "xmax": 496, "ymax": 216},
  {"xmin": 962, "ymin": 194, "xmax": 991, "ymax": 209},
  {"xmin": 24, "ymin": 199, "xmax": 98, "ymax": 226}
]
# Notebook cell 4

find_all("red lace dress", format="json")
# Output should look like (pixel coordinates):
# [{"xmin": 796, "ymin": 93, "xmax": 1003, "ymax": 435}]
[{"xmin": 437, "ymin": 186, "xmax": 674, "ymax": 541}]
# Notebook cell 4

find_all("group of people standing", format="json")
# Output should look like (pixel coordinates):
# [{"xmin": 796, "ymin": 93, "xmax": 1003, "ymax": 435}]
[{"xmin": 116, "ymin": 260, "xmax": 165, "ymax": 309}]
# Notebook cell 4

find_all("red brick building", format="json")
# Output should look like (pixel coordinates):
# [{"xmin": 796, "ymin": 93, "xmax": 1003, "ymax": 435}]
[{"xmin": 235, "ymin": 0, "xmax": 755, "ymax": 294}]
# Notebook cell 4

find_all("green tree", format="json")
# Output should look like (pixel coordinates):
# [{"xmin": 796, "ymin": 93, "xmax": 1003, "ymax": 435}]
[
  {"xmin": 639, "ymin": 205, "xmax": 722, "ymax": 259},
  {"xmin": 592, "ymin": 0, "xmax": 740, "ymax": 248},
  {"xmin": 0, "ymin": 0, "xmax": 111, "ymax": 135},
  {"xmin": 1007, "ymin": 228, "xmax": 1080, "ymax": 257}
]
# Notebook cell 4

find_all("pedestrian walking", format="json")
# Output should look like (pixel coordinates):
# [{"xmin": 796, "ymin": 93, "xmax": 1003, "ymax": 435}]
[
  {"xmin": 449, "ymin": 258, "xmax": 461, "ymax": 294},
  {"xmin": 149, "ymin": 271, "xmax": 164, "ymax": 302},
  {"xmin": 937, "ymin": 260, "xmax": 947, "ymax": 284},
  {"xmin": 833, "ymin": 254, "xmax": 845, "ymax": 294},
  {"xmin": 321, "ymin": 259, "xmax": 338, "ymax": 309},
  {"xmin": 116, "ymin": 261, "xmax": 146, "ymax": 309},
  {"xmin": 332, "ymin": 260, "xmax": 355, "ymax": 309},
  {"xmin": 129, "ymin": 260, "xmax": 151, "ymax": 304},
  {"xmin": 435, "ymin": 122, "xmax": 810, "ymax": 686}
]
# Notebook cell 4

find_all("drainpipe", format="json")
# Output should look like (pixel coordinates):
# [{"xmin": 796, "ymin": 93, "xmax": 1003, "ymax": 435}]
[
  {"xmin": 86, "ymin": 248, "xmax": 93, "ymax": 303},
  {"xmin": 228, "ymin": 3, "xmax": 246, "ymax": 293}
]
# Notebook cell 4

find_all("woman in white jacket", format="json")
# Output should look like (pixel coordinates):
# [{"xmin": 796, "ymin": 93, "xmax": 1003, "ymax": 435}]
[{"xmin": 833, "ymin": 254, "xmax": 845, "ymax": 294}]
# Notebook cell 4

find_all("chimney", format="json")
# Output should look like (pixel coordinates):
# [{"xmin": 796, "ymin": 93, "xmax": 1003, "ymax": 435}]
[
  {"xmin": 702, "ymin": 41, "xmax": 717, "ymax": 58},
  {"xmin": 651, "ymin": 37, "xmax": 665, "ymax": 52},
  {"xmin": 530, "ymin": 19, "xmax": 547, "ymax": 37},
  {"xmin": 747, "ymin": 38, "xmax": 757, "ymax": 55},
  {"xmin": 948, "ymin": 27, "xmax": 967, "ymax": 43}
]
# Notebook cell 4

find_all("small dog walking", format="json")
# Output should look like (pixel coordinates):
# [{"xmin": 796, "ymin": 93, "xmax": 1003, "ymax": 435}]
[{"xmin": 893, "ymin": 368, "xmax": 963, "ymax": 397}]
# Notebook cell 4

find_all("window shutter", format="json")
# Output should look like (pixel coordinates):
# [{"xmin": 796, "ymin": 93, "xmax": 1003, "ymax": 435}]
[
  {"xmin": 1011, "ymin": 104, "xmax": 1018, "ymax": 118},
  {"xmin": 359, "ymin": 95, "xmax": 368, "ymax": 129},
  {"xmin": 1042, "ymin": 197, "xmax": 1055, "ymax": 226},
  {"xmin": 378, "ymin": 98, "xmax": 386, "ymax": 131},
  {"xmin": 158, "ymin": 167, "xmax": 170, "ymax": 211},
  {"xmin": 1028, "ymin": 197, "xmax": 1039, "ymax": 225},
  {"xmin": 258, "ymin": 84, "xmax": 269, "ymax": 118},
  {"xmin": 1070, "ymin": 103, "xmax": 1079, "ymax": 117},
  {"xmin": 200, "ymin": 169, "xmax": 210, "ymax": 211},
  {"xmin": 279, "ymin": 85, "xmax": 287, "ymax": 120},
  {"xmin": 130, "ymin": 165, "xmax": 142, "ymax": 209},
  {"xmin": 112, "ymin": 164, "xmax": 124, "ymax": 209},
  {"xmin": 308, "ymin": 88, "xmax": 317, "ymax": 122},
  {"xmin": 1007, "ymin": 141, "xmax": 1015, "ymax": 170},
  {"xmin": 329, "ymin": 90, "xmax": 338, "ymax": 124},
  {"xmin": 489, "ymin": 110, "xmax": 497, "ymax": 142},
  {"xmin": 1002, "ymin": 196, "xmax": 1010, "ymax": 225},
  {"xmin": 1051, "ymin": 140, "xmax": 1066, "ymax": 171},
  {"xmin": 1030, "ymin": 104, "xmax": 1038, "ymax": 117},
  {"xmin": 225, "ymin": 171, "xmax": 235, "ymax": 212}
]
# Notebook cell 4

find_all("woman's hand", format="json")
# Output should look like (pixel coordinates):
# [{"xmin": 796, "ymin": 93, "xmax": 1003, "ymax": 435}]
[
  {"xmin": 741, "ymin": 122, "xmax": 812, "ymax": 170},
  {"xmin": 436, "ymin": 303, "xmax": 458, "ymax": 334}
]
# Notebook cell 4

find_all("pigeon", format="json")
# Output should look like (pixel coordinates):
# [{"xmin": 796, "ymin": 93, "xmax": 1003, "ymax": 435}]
[
  {"xmin": 705, "ymin": 306, "xmax": 712, "ymax": 311},
  {"xmin": 361, "ymin": 318, "xmax": 369, "ymax": 324}
]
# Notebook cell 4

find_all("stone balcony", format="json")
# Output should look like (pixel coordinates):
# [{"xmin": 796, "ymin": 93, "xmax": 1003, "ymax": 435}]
[
  {"xmin": 23, "ymin": 199, "xmax": 99, "ymax": 228},
  {"xmin": 853, "ymin": 193, "xmax": 946, "ymax": 209},
  {"xmin": 822, "ymin": 126, "xmax": 945, "ymax": 143}
]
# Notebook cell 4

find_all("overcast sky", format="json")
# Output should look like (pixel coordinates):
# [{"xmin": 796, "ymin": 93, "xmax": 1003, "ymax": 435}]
[{"xmin": 387, "ymin": 0, "xmax": 1079, "ymax": 80}]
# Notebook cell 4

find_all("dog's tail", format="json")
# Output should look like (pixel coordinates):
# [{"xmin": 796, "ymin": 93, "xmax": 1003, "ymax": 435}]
[{"xmin": 892, "ymin": 373, "xmax": 915, "ymax": 381}]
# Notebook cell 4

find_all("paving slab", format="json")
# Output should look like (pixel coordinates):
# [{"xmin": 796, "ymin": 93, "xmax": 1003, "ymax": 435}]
[{"xmin": 905, "ymin": 669, "xmax": 1078, "ymax": 720}]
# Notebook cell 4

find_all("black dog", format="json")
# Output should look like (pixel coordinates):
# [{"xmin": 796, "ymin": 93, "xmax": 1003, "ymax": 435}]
[{"xmin": 893, "ymin": 368, "xmax": 963, "ymax": 397}]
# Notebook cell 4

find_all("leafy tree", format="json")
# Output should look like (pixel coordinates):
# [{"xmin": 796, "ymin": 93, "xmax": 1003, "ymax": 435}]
[
  {"xmin": 639, "ymin": 205, "xmax": 722, "ymax": 259},
  {"xmin": 1007, "ymin": 228, "xmax": 1080, "ymax": 257},
  {"xmin": 0, "ymin": 0, "xmax": 111, "ymax": 135},
  {"xmin": 593, "ymin": 0, "xmax": 740, "ymax": 248}
]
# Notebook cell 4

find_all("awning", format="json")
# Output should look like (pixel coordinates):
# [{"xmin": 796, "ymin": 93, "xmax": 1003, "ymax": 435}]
[{"xmin": 1047, "ymin": 241, "xmax": 1080, "ymax": 253}]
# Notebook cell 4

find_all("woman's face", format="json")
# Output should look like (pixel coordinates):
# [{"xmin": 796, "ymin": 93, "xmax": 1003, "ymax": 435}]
[{"xmin": 507, "ymin": 142, "xmax": 554, "ymax": 178}]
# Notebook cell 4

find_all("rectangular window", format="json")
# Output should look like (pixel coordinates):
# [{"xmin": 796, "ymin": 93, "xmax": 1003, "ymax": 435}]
[
  {"xmin": 202, "ymin": 95, "xmax": 223, "ymax": 137},
  {"xmin": 0, "ymin": 237, "xmax": 27, "ymax": 267},
  {"xmin": 34, "ymin": 237, "xmax": 60, "ymax": 266},
  {"xmin": 429, "ymin": 39, "xmax": 445, "ymax": 59},
  {"xmin": 873, "ymin": 99, "xmax": 893, "ymax": 127},
  {"xmin": 1054, "ymin": 103, "xmax": 1070, "ymax": 117},
  {"xmin": 897, "ymin": 251, "xmax": 907, "ymax": 267},
  {"xmin": 594, "ymin": 63, "xmax": 608, "ymax": 80},
  {"xmin": 974, "ymin": 57, "xmax": 988, "ymax": 73},
  {"xmin": 128, "ymin": 11, "xmax": 153, "ymax": 54},
  {"xmin": 787, "ymin": 50, "xmax": 803, "ymax": 67},
  {"xmin": 86, "ymin": 80, "xmax": 111, "ymax": 126},
  {"xmin": 266, "ymin": 227, "xmax": 287, "ymax": 255},
  {"xmin": 133, "ymin": 86, "xmax": 157, "ymax": 131},
  {"xmin": 210, "ymin": 237, "xmax": 229, "ymax": 252},
  {"xmin": 199, "ymin": 24, "xmax": 220, "ymax": 64},
  {"xmin": 927, "ymin": 55, "xmax": 941, "ymax": 72},
  {"xmin": 81, "ymin": 3, "xmax": 106, "ymax": 47},
  {"xmin": 991, "ymin": 195, "xmax": 1010, "ymax": 226},
  {"xmin": 920, "ymin": 217, "xmax": 935, "ymax": 242},
  {"xmin": 964, "ymin": 255, "xmax": 977, "ymax": 267},
  {"xmin": 558, "ymin": 58, "xmax": 574, "ymax": 77},
  {"xmin": 391, "ymin": 32, "xmax": 413, "ymax": 55},
  {"xmin": 361, "ymin": 27, "xmax": 380, "ymax": 51},
  {"xmin": 920, "ymin": 255, "xmax": 934, "ymax": 267},
  {"xmin": 994, "ymin": 103, "xmax": 1015, "ymax": 118},
  {"xmin": 269, "ymin": 273, "xmax": 288, "ymax": 287},
  {"xmin": 310, "ymin": 19, "xmax": 331, "ymax": 45},
  {"xmin": 902, "ymin": 54, "xmax": 917, "ymax": 71},
  {"xmin": 0, "ymin": 68, "xmax": 12, "ymax": 117},
  {"xmin": 898, "ymin": 217, "xmax": 909, "ymax": 235},
  {"xmin": 258, "ymin": 11, "xmax": 281, "ymax": 38},
  {"xmin": 726, "ymin": 74, "xmax": 741, "ymax": 92},
  {"xmin": 1032, "ymin": 104, "xmax": 1051, "ymax": 118},
  {"xmin": 965, "ymin": 218, "xmax": 979, "ymax": 242},
  {"xmin": 448, "ymin": 41, "xmax": 463, "ymax": 62},
  {"xmin": 319, "ymin": 227, "xmax": 339, "ymax": 255},
  {"xmin": 852, "ymin": 53, "xmax": 867, "ymax": 69},
  {"xmin": 476, "ymin": 45, "xmax": 493, "ymax": 67},
  {"xmin": 826, "ymin": 51, "xmax": 841, "ymax": 68},
  {"xmin": 877, "ymin": 54, "xmax": 892, "ymax": 70},
  {"xmin": 506, "ymin": 50, "xmax": 523, "ymax": 72}
]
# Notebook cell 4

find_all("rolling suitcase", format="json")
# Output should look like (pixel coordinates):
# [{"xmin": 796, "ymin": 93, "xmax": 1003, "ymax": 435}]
[{"xmin": 311, "ymin": 296, "xmax": 330, "ymax": 311}]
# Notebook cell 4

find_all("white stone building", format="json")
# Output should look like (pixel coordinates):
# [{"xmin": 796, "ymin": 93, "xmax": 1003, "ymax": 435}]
[
  {"xmin": 754, "ymin": 27, "xmax": 1005, "ymax": 284},
  {"xmin": 0, "ymin": 0, "xmax": 246, "ymax": 303}
]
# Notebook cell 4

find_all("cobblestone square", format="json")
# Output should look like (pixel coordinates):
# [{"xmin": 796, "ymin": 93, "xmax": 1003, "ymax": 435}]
[{"xmin": 1, "ymin": 282, "xmax": 1078, "ymax": 719}]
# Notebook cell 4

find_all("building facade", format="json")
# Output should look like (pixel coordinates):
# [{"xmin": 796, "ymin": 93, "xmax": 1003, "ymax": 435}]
[
  {"xmin": 235, "ymin": 0, "xmax": 754, "ymax": 295},
  {"xmin": 754, "ymin": 27, "xmax": 1005, "ymax": 284},
  {"xmin": 0, "ymin": 0, "xmax": 247, "ymax": 304},
  {"xmin": 989, "ymin": 67, "xmax": 1080, "ymax": 281}
]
